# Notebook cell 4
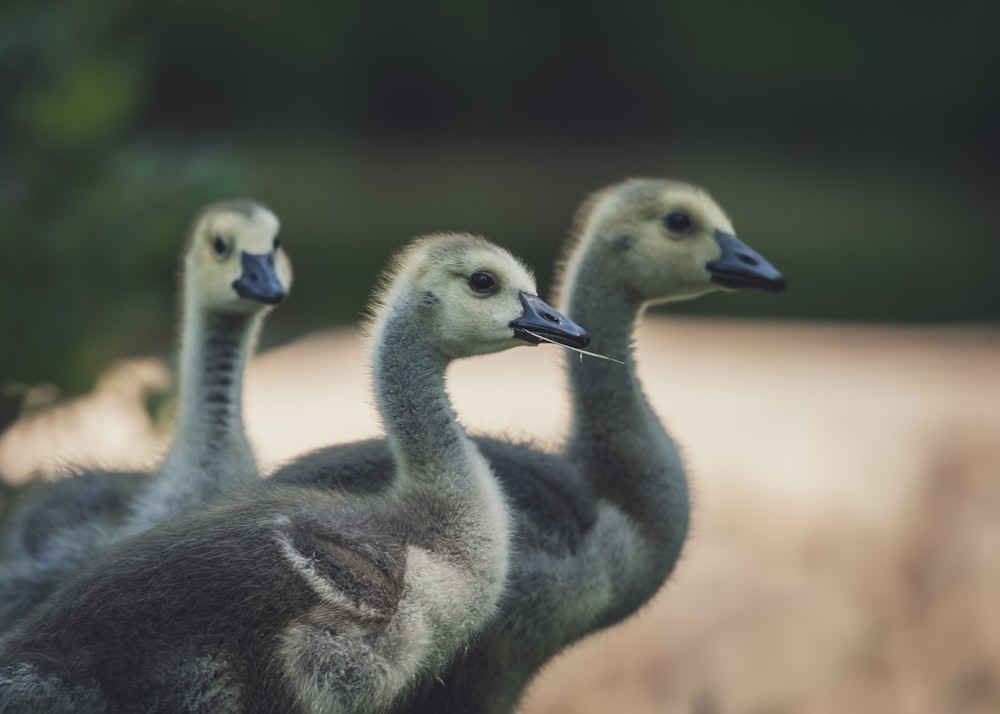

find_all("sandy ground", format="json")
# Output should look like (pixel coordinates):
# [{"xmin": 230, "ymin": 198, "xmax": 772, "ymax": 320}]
[{"xmin": 2, "ymin": 318, "xmax": 999, "ymax": 713}]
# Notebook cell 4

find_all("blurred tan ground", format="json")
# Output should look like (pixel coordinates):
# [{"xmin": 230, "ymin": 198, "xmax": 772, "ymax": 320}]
[{"xmin": 2, "ymin": 318, "xmax": 999, "ymax": 713}]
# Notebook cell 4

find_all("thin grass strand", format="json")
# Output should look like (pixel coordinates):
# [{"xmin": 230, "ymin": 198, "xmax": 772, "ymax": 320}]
[{"xmin": 521, "ymin": 329, "xmax": 625, "ymax": 365}]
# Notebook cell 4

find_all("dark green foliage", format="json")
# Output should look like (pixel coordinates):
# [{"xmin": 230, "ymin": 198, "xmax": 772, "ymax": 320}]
[
  {"xmin": 1, "ymin": 0, "xmax": 997, "ymax": 432},
  {"xmin": 0, "ymin": 1, "xmax": 250, "ymax": 430}
]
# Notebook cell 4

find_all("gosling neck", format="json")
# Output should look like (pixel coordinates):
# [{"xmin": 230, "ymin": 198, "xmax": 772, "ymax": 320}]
[
  {"xmin": 559, "ymin": 237, "xmax": 689, "ymax": 565},
  {"xmin": 560, "ymin": 242, "xmax": 648, "ymax": 447},
  {"xmin": 165, "ymin": 301, "xmax": 261, "ymax": 476},
  {"xmin": 370, "ymin": 300, "xmax": 473, "ymax": 486}
]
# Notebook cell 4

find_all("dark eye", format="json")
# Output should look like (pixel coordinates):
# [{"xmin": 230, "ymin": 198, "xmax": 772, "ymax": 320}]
[
  {"xmin": 212, "ymin": 235, "xmax": 229, "ymax": 257},
  {"xmin": 273, "ymin": 235, "xmax": 281, "ymax": 250},
  {"xmin": 664, "ymin": 211, "xmax": 694, "ymax": 233},
  {"xmin": 468, "ymin": 271, "xmax": 498, "ymax": 294}
]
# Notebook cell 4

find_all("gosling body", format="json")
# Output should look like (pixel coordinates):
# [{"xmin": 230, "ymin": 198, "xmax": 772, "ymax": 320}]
[
  {"xmin": 0, "ymin": 234, "xmax": 588, "ymax": 713},
  {"xmin": 0, "ymin": 200, "xmax": 291, "ymax": 628},
  {"xmin": 270, "ymin": 178, "xmax": 786, "ymax": 712}
]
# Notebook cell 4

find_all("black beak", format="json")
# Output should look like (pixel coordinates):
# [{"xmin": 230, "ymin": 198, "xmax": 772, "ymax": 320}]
[
  {"xmin": 706, "ymin": 231, "xmax": 786, "ymax": 292},
  {"xmin": 510, "ymin": 292, "xmax": 590, "ymax": 348},
  {"xmin": 232, "ymin": 251, "xmax": 286, "ymax": 304}
]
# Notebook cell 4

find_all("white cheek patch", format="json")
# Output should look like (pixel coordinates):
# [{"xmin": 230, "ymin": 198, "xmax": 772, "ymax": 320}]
[{"xmin": 204, "ymin": 270, "xmax": 242, "ymax": 307}]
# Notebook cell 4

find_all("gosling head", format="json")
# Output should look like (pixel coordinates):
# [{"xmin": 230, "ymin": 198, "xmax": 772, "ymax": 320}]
[
  {"xmin": 377, "ymin": 233, "xmax": 590, "ymax": 359},
  {"xmin": 564, "ymin": 178, "xmax": 786, "ymax": 305},
  {"xmin": 184, "ymin": 200, "xmax": 293, "ymax": 314}
]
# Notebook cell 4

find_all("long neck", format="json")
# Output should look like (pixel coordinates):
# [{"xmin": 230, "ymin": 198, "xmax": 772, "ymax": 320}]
[
  {"xmin": 561, "ymin": 242, "xmax": 689, "ymax": 554},
  {"xmin": 371, "ymin": 303, "xmax": 473, "ymax": 485},
  {"xmin": 563, "ymin": 244, "xmax": 648, "ymax": 448},
  {"xmin": 169, "ymin": 308, "xmax": 259, "ymax": 463},
  {"xmin": 130, "ymin": 302, "xmax": 261, "ymax": 530},
  {"xmin": 370, "ymin": 299, "xmax": 510, "ymax": 656}
]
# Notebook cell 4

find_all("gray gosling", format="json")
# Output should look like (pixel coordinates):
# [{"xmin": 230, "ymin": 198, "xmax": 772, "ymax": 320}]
[
  {"xmin": 124, "ymin": 199, "xmax": 291, "ymax": 529},
  {"xmin": 0, "ymin": 200, "xmax": 291, "ymax": 629},
  {"xmin": 0, "ymin": 233, "xmax": 589, "ymax": 714},
  {"xmin": 270, "ymin": 178, "xmax": 786, "ymax": 713}
]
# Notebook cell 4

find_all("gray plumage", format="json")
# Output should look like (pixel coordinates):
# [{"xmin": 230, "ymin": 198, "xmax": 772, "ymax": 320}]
[
  {"xmin": 0, "ymin": 180, "xmax": 784, "ymax": 713},
  {"xmin": 0, "ymin": 200, "xmax": 291, "ymax": 629},
  {"xmin": 0, "ymin": 233, "xmax": 585, "ymax": 713},
  {"xmin": 266, "ymin": 178, "xmax": 787, "ymax": 713}
]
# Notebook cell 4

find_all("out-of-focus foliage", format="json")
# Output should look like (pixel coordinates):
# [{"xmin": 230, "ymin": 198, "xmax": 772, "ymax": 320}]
[
  {"xmin": 1, "ymin": 0, "xmax": 998, "ymax": 432},
  {"xmin": 0, "ymin": 1, "xmax": 249, "ymax": 429}
]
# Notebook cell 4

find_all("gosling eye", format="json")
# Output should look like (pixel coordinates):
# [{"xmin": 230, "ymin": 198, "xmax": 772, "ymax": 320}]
[
  {"xmin": 663, "ymin": 211, "xmax": 694, "ymax": 234},
  {"xmin": 273, "ymin": 235, "xmax": 281, "ymax": 251},
  {"xmin": 468, "ymin": 271, "xmax": 498, "ymax": 294},
  {"xmin": 212, "ymin": 235, "xmax": 230, "ymax": 258}
]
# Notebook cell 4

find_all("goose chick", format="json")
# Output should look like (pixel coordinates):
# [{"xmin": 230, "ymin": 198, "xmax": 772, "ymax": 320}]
[
  {"xmin": 270, "ymin": 178, "xmax": 785, "ymax": 713},
  {"xmin": 125, "ymin": 199, "xmax": 291, "ymax": 529},
  {"xmin": 552, "ymin": 177, "xmax": 784, "ymax": 620},
  {"xmin": 0, "ymin": 233, "xmax": 588, "ymax": 714},
  {"xmin": 0, "ymin": 200, "xmax": 291, "ymax": 628}
]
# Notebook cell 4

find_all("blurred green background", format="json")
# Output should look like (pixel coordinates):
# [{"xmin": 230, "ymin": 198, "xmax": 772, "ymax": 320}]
[{"xmin": 1, "ymin": 0, "xmax": 998, "ymax": 431}]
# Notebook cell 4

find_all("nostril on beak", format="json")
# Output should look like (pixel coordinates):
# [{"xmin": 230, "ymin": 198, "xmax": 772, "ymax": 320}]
[
  {"xmin": 541, "ymin": 311, "xmax": 559, "ymax": 323},
  {"xmin": 737, "ymin": 253, "xmax": 759, "ymax": 266},
  {"xmin": 249, "ymin": 272, "xmax": 260, "ymax": 283}
]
